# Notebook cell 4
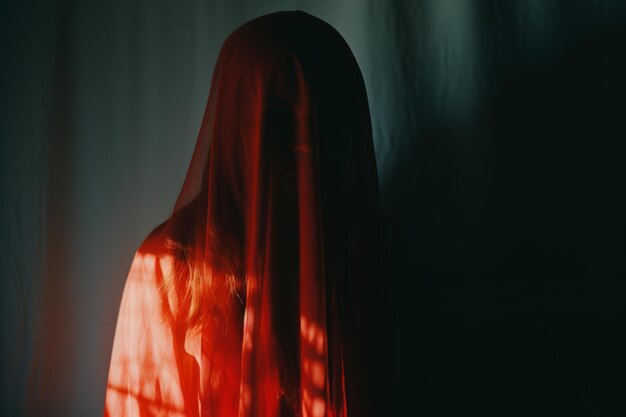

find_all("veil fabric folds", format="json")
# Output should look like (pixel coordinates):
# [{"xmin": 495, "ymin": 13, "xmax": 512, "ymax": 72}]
[{"xmin": 104, "ymin": 10, "xmax": 380, "ymax": 417}]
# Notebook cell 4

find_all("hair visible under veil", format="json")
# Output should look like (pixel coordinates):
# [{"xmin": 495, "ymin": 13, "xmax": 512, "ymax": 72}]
[{"xmin": 104, "ymin": 10, "xmax": 381, "ymax": 417}]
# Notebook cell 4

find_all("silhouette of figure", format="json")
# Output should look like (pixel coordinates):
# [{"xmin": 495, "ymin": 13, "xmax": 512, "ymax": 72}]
[{"xmin": 103, "ymin": 10, "xmax": 380, "ymax": 417}]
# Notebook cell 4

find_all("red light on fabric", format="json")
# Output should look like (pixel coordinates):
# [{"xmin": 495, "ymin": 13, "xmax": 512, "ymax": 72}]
[{"xmin": 104, "ymin": 10, "xmax": 380, "ymax": 417}]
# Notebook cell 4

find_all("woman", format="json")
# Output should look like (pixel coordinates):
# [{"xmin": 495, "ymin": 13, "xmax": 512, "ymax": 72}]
[{"xmin": 103, "ymin": 10, "xmax": 381, "ymax": 417}]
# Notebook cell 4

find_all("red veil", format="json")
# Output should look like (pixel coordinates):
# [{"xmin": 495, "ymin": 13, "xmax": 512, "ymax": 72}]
[{"xmin": 104, "ymin": 10, "xmax": 380, "ymax": 417}]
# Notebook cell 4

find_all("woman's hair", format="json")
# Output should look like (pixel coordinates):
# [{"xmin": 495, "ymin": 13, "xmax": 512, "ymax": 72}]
[{"xmin": 158, "ymin": 194, "xmax": 246, "ymax": 330}]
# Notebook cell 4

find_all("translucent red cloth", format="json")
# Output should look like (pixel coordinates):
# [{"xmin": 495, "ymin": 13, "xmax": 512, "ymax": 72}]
[{"xmin": 104, "ymin": 10, "xmax": 380, "ymax": 417}]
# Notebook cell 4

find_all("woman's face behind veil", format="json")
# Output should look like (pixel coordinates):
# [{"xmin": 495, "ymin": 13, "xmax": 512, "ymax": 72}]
[{"xmin": 262, "ymin": 77, "xmax": 355, "ymax": 219}]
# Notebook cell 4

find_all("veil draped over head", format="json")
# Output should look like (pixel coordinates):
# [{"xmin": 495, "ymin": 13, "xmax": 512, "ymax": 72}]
[{"xmin": 104, "ymin": 10, "xmax": 380, "ymax": 417}]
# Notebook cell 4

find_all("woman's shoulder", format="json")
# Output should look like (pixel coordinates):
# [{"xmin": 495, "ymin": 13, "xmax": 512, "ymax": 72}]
[
  {"xmin": 136, "ymin": 219, "xmax": 170, "ymax": 256},
  {"xmin": 136, "ymin": 199, "xmax": 201, "ymax": 256}
]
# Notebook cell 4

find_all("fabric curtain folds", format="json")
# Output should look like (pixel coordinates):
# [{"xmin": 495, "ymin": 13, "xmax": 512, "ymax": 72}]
[{"xmin": 103, "ymin": 10, "xmax": 380, "ymax": 417}]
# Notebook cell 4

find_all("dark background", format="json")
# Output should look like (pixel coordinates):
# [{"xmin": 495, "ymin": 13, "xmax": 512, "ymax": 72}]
[{"xmin": 2, "ymin": 1, "xmax": 625, "ymax": 416}]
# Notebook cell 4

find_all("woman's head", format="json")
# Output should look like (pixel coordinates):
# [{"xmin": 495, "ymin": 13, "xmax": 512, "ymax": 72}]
[
  {"xmin": 176, "ymin": 10, "xmax": 376, "ymax": 220},
  {"xmin": 164, "ymin": 8, "xmax": 378, "ymax": 341}
]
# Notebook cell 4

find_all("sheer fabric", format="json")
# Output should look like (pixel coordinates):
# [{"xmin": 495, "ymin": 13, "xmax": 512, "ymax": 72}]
[{"xmin": 103, "ymin": 10, "xmax": 380, "ymax": 417}]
